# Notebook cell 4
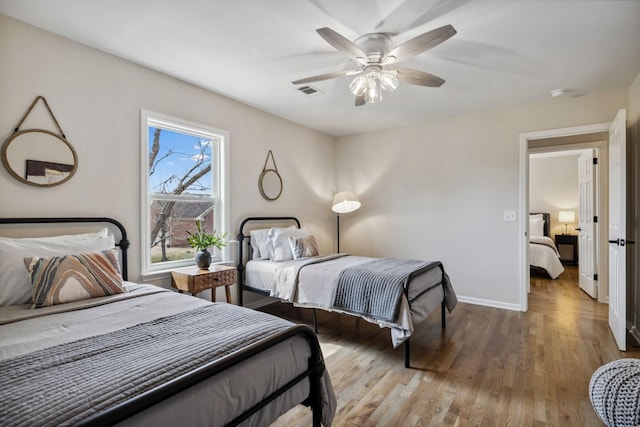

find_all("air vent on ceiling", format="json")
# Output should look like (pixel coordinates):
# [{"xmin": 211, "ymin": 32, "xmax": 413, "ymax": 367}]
[{"xmin": 296, "ymin": 85, "xmax": 323, "ymax": 96}]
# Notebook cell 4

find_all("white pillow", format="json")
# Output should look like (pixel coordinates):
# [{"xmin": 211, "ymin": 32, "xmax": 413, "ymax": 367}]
[
  {"xmin": 249, "ymin": 227, "xmax": 296, "ymax": 260},
  {"xmin": 268, "ymin": 227, "xmax": 309, "ymax": 262},
  {"xmin": 249, "ymin": 229, "xmax": 270, "ymax": 260},
  {"xmin": 529, "ymin": 218, "xmax": 545, "ymax": 237},
  {"xmin": 529, "ymin": 214, "xmax": 544, "ymax": 221},
  {"xmin": 0, "ymin": 229, "xmax": 115, "ymax": 306}
]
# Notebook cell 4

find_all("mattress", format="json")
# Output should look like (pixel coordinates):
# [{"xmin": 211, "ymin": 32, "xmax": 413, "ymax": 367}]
[
  {"xmin": 0, "ymin": 283, "xmax": 336, "ymax": 426},
  {"xmin": 245, "ymin": 255, "xmax": 451, "ymax": 347}
]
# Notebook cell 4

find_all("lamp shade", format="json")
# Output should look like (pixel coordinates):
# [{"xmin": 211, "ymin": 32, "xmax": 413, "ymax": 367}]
[
  {"xmin": 332, "ymin": 191, "xmax": 361, "ymax": 214},
  {"xmin": 558, "ymin": 210, "xmax": 575, "ymax": 223}
]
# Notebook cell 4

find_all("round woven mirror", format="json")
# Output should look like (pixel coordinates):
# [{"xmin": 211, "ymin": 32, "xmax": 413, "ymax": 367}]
[
  {"xmin": 259, "ymin": 169, "xmax": 282, "ymax": 201},
  {"xmin": 1, "ymin": 129, "xmax": 78, "ymax": 187}
]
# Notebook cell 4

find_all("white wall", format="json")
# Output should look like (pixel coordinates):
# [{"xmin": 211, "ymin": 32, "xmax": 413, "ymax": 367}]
[
  {"xmin": 1, "ymin": 13, "xmax": 637, "ymax": 311},
  {"xmin": 335, "ymin": 89, "xmax": 629, "ymax": 309},
  {"xmin": 0, "ymin": 14, "xmax": 336, "ymax": 303},
  {"xmin": 529, "ymin": 154, "xmax": 580, "ymax": 237}
]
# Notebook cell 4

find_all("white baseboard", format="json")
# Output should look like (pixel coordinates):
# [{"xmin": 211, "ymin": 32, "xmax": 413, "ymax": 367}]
[{"xmin": 456, "ymin": 295, "xmax": 522, "ymax": 312}]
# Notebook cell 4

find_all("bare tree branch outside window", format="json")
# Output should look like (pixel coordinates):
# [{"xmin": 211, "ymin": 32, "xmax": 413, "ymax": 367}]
[{"xmin": 148, "ymin": 127, "xmax": 213, "ymax": 262}]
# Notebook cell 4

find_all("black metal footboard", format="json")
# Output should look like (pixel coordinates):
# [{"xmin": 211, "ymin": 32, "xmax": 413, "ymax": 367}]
[
  {"xmin": 402, "ymin": 261, "xmax": 449, "ymax": 368},
  {"xmin": 79, "ymin": 325, "xmax": 326, "ymax": 427}
]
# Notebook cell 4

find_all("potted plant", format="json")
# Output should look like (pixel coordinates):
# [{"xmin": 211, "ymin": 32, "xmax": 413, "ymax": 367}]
[{"xmin": 186, "ymin": 219, "xmax": 228, "ymax": 269}]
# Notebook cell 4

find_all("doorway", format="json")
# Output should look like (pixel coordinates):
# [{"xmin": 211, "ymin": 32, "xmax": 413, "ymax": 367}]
[
  {"xmin": 518, "ymin": 123, "xmax": 611, "ymax": 312},
  {"xmin": 528, "ymin": 147, "xmax": 602, "ymax": 300}
]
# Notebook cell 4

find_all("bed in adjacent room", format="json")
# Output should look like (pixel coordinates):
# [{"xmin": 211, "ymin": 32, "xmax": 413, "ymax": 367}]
[
  {"xmin": 0, "ymin": 217, "xmax": 336, "ymax": 427},
  {"xmin": 529, "ymin": 213, "xmax": 564, "ymax": 279},
  {"xmin": 236, "ymin": 217, "xmax": 458, "ymax": 368}
]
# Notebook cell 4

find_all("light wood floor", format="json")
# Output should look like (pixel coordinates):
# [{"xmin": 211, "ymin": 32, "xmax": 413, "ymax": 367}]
[{"xmin": 259, "ymin": 266, "xmax": 640, "ymax": 426}]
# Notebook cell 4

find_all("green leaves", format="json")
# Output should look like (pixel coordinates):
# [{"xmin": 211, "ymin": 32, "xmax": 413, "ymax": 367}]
[{"xmin": 186, "ymin": 219, "xmax": 227, "ymax": 251}]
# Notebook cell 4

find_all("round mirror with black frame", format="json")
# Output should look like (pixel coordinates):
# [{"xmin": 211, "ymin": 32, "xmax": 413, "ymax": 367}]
[
  {"xmin": 259, "ymin": 168, "xmax": 283, "ymax": 201},
  {"xmin": 1, "ymin": 129, "xmax": 78, "ymax": 187}
]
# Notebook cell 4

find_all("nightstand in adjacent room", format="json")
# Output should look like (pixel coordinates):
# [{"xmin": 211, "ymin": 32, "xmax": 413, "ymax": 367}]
[
  {"xmin": 555, "ymin": 234, "xmax": 578, "ymax": 265},
  {"xmin": 170, "ymin": 265, "xmax": 237, "ymax": 303}
]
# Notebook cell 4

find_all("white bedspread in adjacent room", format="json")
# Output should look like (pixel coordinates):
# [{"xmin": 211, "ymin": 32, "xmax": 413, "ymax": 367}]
[{"xmin": 529, "ymin": 236, "xmax": 565, "ymax": 279}]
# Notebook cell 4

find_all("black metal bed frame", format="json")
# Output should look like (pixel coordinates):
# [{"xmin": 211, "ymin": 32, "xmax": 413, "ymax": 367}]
[
  {"xmin": 0, "ymin": 217, "xmax": 326, "ymax": 427},
  {"xmin": 236, "ymin": 216, "xmax": 448, "ymax": 368}
]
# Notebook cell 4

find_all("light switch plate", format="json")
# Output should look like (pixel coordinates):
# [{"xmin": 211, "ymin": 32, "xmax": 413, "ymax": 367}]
[{"xmin": 504, "ymin": 211, "xmax": 516, "ymax": 222}]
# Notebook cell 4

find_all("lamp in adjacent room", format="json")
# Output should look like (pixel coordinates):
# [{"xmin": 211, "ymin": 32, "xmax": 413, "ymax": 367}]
[
  {"xmin": 331, "ymin": 191, "xmax": 361, "ymax": 253},
  {"xmin": 558, "ymin": 210, "xmax": 575, "ymax": 235}
]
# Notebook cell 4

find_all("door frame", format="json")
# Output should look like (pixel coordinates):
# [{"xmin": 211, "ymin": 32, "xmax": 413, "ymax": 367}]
[{"xmin": 519, "ymin": 122, "xmax": 611, "ymax": 311}]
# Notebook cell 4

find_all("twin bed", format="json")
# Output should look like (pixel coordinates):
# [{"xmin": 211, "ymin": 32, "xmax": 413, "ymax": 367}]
[
  {"xmin": 0, "ymin": 215, "xmax": 457, "ymax": 425},
  {"xmin": 0, "ymin": 217, "xmax": 335, "ymax": 427},
  {"xmin": 236, "ymin": 217, "xmax": 457, "ymax": 369},
  {"xmin": 529, "ymin": 213, "xmax": 565, "ymax": 279}
]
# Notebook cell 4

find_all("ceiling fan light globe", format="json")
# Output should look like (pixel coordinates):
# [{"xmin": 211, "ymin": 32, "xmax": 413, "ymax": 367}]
[
  {"xmin": 365, "ymin": 73, "xmax": 382, "ymax": 103},
  {"xmin": 349, "ymin": 75, "xmax": 367, "ymax": 96},
  {"xmin": 380, "ymin": 73, "xmax": 399, "ymax": 92}
]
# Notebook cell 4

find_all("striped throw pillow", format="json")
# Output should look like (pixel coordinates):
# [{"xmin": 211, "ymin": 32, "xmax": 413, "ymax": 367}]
[
  {"xmin": 288, "ymin": 235, "xmax": 319, "ymax": 259},
  {"xmin": 24, "ymin": 249, "xmax": 126, "ymax": 309}
]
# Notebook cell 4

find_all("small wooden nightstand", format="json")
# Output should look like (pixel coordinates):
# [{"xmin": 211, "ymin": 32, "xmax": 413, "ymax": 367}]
[
  {"xmin": 555, "ymin": 234, "xmax": 579, "ymax": 265},
  {"xmin": 170, "ymin": 265, "xmax": 237, "ymax": 303}
]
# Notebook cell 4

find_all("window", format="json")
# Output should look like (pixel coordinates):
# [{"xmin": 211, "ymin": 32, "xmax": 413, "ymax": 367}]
[{"xmin": 141, "ymin": 110, "xmax": 229, "ymax": 275}]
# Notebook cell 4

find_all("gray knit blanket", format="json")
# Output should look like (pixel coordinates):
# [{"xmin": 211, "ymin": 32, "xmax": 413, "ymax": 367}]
[
  {"xmin": 334, "ymin": 258, "xmax": 435, "ymax": 322},
  {"xmin": 589, "ymin": 358, "xmax": 640, "ymax": 427},
  {"xmin": 0, "ymin": 304, "xmax": 293, "ymax": 427}
]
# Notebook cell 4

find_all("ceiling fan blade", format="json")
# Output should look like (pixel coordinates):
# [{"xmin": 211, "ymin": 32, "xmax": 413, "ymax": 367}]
[
  {"xmin": 355, "ymin": 94, "xmax": 366, "ymax": 107},
  {"xmin": 292, "ymin": 70, "xmax": 359, "ymax": 85},
  {"xmin": 395, "ymin": 68, "xmax": 445, "ymax": 87},
  {"xmin": 383, "ymin": 24, "xmax": 456, "ymax": 64},
  {"xmin": 317, "ymin": 27, "xmax": 368, "ymax": 64}
]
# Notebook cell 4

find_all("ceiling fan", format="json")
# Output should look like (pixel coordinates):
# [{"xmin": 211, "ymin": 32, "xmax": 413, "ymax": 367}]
[{"xmin": 292, "ymin": 24, "xmax": 457, "ymax": 106}]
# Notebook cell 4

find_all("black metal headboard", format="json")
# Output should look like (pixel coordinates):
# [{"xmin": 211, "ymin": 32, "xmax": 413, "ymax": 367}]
[
  {"xmin": 236, "ymin": 216, "xmax": 300, "ymax": 306},
  {"xmin": 530, "ymin": 212, "xmax": 550, "ymax": 237},
  {"xmin": 0, "ymin": 217, "xmax": 130, "ymax": 280}
]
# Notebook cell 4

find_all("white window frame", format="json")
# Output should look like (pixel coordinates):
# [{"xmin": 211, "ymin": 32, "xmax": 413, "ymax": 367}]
[{"xmin": 140, "ymin": 109, "xmax": 229, "ymax": 278}]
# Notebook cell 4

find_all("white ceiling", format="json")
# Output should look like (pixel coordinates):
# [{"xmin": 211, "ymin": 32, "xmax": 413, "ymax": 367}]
[{"xmin": 1, "ymin": 0, "xmax": 639, "ymax": 137}]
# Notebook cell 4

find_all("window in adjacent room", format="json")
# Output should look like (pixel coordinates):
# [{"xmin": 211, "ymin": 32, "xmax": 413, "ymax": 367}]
[{"xmin": 141, "ymin": 110, "xmax": 229, "ymax": 275}]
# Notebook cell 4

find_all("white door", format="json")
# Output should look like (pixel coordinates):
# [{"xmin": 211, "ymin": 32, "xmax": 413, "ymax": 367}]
[
  {"xmin": 609, "ymin": 109, "xmax": 627, "ymax": 351},
  {"xmin": 578, "ymin": 149, "xmax": 597, "ymax": 298}
]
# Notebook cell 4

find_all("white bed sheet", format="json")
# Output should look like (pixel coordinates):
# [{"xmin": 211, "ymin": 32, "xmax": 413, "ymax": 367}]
[
  {"xmin": 529, "ymin": 236, "xmax": 565, "ymax": 279},
  {"xmin": 0, "ymin": 283, "xmax": 336, "ymax": 427}
]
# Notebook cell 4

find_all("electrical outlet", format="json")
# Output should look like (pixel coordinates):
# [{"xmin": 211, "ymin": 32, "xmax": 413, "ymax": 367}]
[{"xmin": 504, "ymin": 211, "xmax": 516, "ymax": 222}]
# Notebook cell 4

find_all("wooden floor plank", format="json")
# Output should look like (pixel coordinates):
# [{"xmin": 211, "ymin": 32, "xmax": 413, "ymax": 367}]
[{"xmin": 261, "ymin": 266, "xmax": 640, "ymax": 426}]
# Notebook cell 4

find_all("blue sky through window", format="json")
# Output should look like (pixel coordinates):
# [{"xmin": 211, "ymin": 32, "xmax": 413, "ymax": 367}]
[{"xmin": 148, "ymin": 127, "xmax": 213, "ymax": 195}]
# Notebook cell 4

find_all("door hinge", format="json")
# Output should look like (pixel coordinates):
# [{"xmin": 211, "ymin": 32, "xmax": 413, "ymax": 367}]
[
  {"xmin": 594, "ymin": 215, "xmax": 598, "ymax": 223},
  {"xmin": 593, "ymin": 157, "xmax": 598, "ymax": 165},
  {"xmin": 594, "ymin": 274, "xmax": 598, "ymax": 281}
]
